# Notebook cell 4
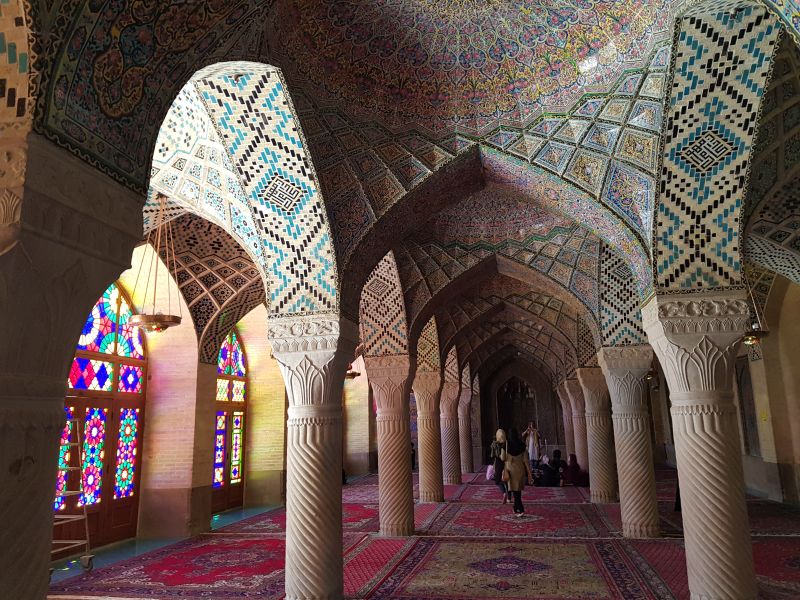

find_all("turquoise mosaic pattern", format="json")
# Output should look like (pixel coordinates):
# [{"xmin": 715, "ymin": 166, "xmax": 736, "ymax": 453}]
[
  {"xmin": 196, "ymin": 67, "xmax": 337, "ymax": 314},
  {"xmin": 0, "ymin": 0, "xmax": 29, "ymax": 122},
  {"xmin": 655, "ymin": 7, "xmax": 780, "ymax": 290}
]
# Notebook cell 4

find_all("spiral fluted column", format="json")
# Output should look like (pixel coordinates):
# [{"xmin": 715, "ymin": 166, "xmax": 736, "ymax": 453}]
[
  {"xmin": 577, "ymin": 368, "xmax": 618, "ymax": 503},
  {"xmin": 363, "ymin": 355, "xmax": 415, "ymax": 537},
  {"xmin": 458, "ymin": 387, "xmax": 474, "ymax": 473},
  {"xmin": 413, "ymin": 371, "xmax": 444, "ymax": 502},
  {"xmin": 556, "ymin": 384, "xmax": 575, "ymax": 456},
  {"xmin": 440, "ymin": 380, "xmax": 462, "ymax": 484},
  {"xmin": 271, "ymin": 316, "xmax": 357, "ymax": 600},
  {"xmin": 643, "ymin": 293, "xmax": 756, "ymax": 599},
  {"xmin": 598, "ymin": 346, "xmax": 659, "ymax": 538},
  {"xmin": 564, "ymin": 379, "xmax": 589, "ymax": 472}
]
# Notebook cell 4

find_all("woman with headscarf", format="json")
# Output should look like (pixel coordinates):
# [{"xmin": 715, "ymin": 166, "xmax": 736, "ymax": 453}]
[
  {"xmin": 504, "ymin": 427, "xmax": 533, "ymax": 516},
  {"xmin": 562, "ymin": 453, "xmax": 581, "ymax": 486},
  {"xmin": 489, "ymin": 429, "xmax": 509, "ymax": 503}
]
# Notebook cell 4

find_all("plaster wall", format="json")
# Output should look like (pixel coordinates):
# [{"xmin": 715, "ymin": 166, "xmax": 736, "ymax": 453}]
[{"xmin": 237, "ymin": 304, "xmax": 287, "ymax": 507}]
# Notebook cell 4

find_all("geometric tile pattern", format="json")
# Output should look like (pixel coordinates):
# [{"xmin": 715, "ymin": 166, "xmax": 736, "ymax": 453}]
[
  {"xmin": 359, "ymin": 252, "xmax": 409, "ymax": 357},
  {"xmin": 444, "ymin": 346, "xmax": 459, "ymax": 384},
  {"xmin": 599, "ymin": 244, "xmax": 647, "ymax": 346},
  {"xmin": 417, "ymin": 316, "xmax": 441, "ymax": 374},
  {"xmin": 196, "ymin": 67, "xmax": 337, "ymax": 314},
  {"xmin": 745, "ymin": 36, "xmax": 800, "ymax": 285},
  {"xmin": 655, "ymin": 8, "xmax": 780, "ymax": 291},
  {"xmin": 165, "ymin": 214, "xmax": 266, "ymax": 364},
  {"xmin": 0, "ymin": 0, "xmax": 29, "ymax": 122},
  {"xmin": 577, "ymin": 315, "xmax": 599, "ymax": 367}
]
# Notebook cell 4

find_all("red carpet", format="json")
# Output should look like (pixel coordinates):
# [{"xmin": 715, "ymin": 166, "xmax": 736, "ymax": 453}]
[{"xmin": 49, "ymin": 468, "xmax": 800, "ymax": 599}]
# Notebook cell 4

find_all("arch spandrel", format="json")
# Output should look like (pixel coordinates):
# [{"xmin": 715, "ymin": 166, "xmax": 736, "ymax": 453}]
[{"xmin": 359, "ymin": 251, "xmax": 409, "ymax": 357}]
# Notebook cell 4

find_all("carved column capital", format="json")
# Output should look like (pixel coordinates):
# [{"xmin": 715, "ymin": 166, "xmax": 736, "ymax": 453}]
[
  {"xmin": 457, "ymin": 389, "xmax": 471, "ymax": 415},
  {"xmin": 576, "ymin": 368, "xmax": 609, "ymax": 415},
  {"xmin": 563, "ymin": 379, "xmax": 585, "ymax": 414},
  {"xmin": 413, "ymin": 371, "xmax": 442, "ymax": 415},
  {"xmin": 364, "ymin": 354, "xmax": 411, "ymax": 416},
  {"xmin": 642, "ymin": 292, "xmax": 747, "ymax": 405},
  {"xmin": 598, "ymin": 345, "xmax": 653, "ymax": 414},
  {"xmin": 269, "ymin": 315, "xmax": 358, "ymax": 412},
  {"xmin": 439, "ymin": 380, "xmax": 460, "ymax": 416}
]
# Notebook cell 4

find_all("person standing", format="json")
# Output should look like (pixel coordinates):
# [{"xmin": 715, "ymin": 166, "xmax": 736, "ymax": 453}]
[
  {"xmin": 522, "ymin": 421, "xmax": 541, "ymax": 469},
  {"xmin": 504, "ymin": 428, "xmax": 533, "ymax": 516},
  {"xmin": 489, "ymin": 429, "xmax": 509, "ymax": 503}
]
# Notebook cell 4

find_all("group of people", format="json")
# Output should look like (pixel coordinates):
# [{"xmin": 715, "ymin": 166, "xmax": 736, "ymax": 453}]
[{"xmin": 488, "ymin": 421, "xmax": 584, "ymax": 516}]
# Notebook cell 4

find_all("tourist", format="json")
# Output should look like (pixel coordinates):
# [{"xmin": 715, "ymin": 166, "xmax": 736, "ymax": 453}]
[
  {"xmin": 562, "ymin": 453, "xmax": 581, "ymax": 486},
  {"xmin": 489, "ymin": 429, "xmax": 509, "ymax": 503},
  {"xmin": 504, "ymin": 428, "xmax": 533, "ymax": 516},
  {"xmin": 522, "ymin": 420, "xmax": 541, "ymax": 469},
  {"xmin": 542, "ymin": 449, "xmax": 568, "ymax": 487}
]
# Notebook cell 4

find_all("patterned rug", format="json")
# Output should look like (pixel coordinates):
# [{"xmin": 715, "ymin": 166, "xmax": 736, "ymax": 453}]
[
  {"xmin": 370, "ymin": 538, "xmax": 677, "ymax": 599},
  {"xmin": 426, "ymin": 503, "xmax": 610, "ymax": 538},
  {"xmin": 49, "ymin": 468, "xmax": 800, "ymax": 599}
]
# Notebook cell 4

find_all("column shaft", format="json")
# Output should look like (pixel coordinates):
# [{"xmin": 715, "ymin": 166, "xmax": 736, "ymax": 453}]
[
  {"xmin": 458, "ymin": 390, "xmax": 474, "ymax": 473},
  {"xmin": 440, "ymin": 381, "xmax": 461, "ymax": 485},
  {"xmin": 644, "ymin": 294, "xmax": 757, "ymax": 599},
  {"xmin": 413, "ymin": 372, "xmax": 444, "ymax": 502},
  {"xmin": 364, "ymin": 356, "xmax": 414, "ymax": 536},
  {"xmin": 564, "ymin": 380, "xmax": 590, "ymax": 473},
  {"xmin": 599, "ymin": 346, "xmax": 659, "ymax": 538},
  {"xmin": 272, "ymin": 316, "xmax": 357, "ymax": 600},
  {"xmin": 557, "ymin": 385, "xmax": 575, "ymax": 456},
  {"xmin": 577, "ymin": 368, "xmax": 618, "ymax": 503}
]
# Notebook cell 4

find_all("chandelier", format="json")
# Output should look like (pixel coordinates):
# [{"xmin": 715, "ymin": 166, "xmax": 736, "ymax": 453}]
[
  {"xmin": 129, "ymin": 193, "xmax": 183, "ymax": 333},
  {"xmin": 742, "ymin": 273, "xmax": 767, "ymax": 347}
]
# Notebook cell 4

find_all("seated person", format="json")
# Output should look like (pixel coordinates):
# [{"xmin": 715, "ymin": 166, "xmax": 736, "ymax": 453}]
[{"xmin": 540, "ymin": 449, "xmax": 568, "ymax": 487}]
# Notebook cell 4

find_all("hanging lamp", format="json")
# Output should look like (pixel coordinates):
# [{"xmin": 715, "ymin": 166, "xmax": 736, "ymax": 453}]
[
  {"xmin": 742, "ymin": 273, "xmax": 767, "ymax": 347},
  {"xmin": 129, "ymin": 193, "xmax": 183, "ymax": 333}
]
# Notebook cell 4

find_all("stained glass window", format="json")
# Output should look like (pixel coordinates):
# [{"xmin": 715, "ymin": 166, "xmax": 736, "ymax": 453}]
[
  {"xmin": 76, "ymin": 285, "xmax": 118, "ymax": 354},
  {"xmin": 114, "ymin": 409, "xmax": 139, "ymax": 499},
  {"xmin": 118, "ymin": 365, "xmax": 143, "ymax": 394},
  {"xmin": 216, "ymin": 379, "xmax": 229, "ymax": 402},
  {"xmin": 69, "ymin": 358, "xmax": 114, "ymax": 391},
  {"xmin": 213, "ymin": 412, "xmax": 227, "ymax": 488},
  {"xmin": 213, "ymin": 328, "xmax": 247, "ymax": 492},
  {"xmin": 56, "ymin": 281, "xmax": 147, "ymax": 522},
  {"xmin": 230, "ymin": 412, "xmax": 244, "ymax": 484},
  {"xmin": 79, "ymin": 408, "xmax": 107, "ymax": 506},
  {"xmin": 54, "ymin": 406, "xmax": 75, "ymax": 511},
  {"xmin": 231, "ymin": 380, "xmax": 246, "ymax": 403},
  {"xmin": 218, "ymin": 330, "xmax": 246, "ymax": 376}
]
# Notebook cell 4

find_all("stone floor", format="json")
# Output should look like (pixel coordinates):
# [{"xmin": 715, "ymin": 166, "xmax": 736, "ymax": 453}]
[{"xmin": 48, "ymin": 469, "xmax": 800, "ymax": 599}]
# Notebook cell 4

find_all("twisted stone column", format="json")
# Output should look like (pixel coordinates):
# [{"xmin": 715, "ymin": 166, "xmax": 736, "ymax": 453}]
[
  {"xmin": 363, "ymin": 355, "xmax": 414, "ymax": 537},
  {"xmin": 413, "ymin": 372, "xmax": 444, "ymax": 502},
  {"xmin": 643, "ymin": 293, "xmax": 756, "ymax": 599},
  {"xmin": 458, "ymin": 388, "xmax": 474, "ymax": 473},
  {"xmin": 271, "ymin": 316, "xmax": 357, "ymax": 600},
  {"xmin": 598, "ymin": 346, "xmax": 659, "ymax": 538},
  {"xmin": 564, "ymin": 379, "xmax": 589, "ymax": 472},
  {"xmin": 556, "ymin": 384, "xmax": 575, "ymax": 456},
  {"xmin": 577, "ymin": 368, "xmax": 618, "ymax": 503},
  {"xmin": 439, "ymin": 380, "xmax": 462, "ymax": 484}
]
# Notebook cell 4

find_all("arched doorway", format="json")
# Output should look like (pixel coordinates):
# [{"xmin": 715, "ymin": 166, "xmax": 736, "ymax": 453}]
[
  {"xmin": 54, "ymin": 282, "xmax": 148, "ymax": 550},
  {"xmin": 212, "ymin": 328, "xmax": 248, "ymax": 513}
]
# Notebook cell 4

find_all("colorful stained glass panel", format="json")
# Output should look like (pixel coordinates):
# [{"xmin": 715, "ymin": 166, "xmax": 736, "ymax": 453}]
[
  {"xmin": 118, "ymin": 365, "xmax": 143, "ymax": 393},
  {"xmin": 76, "ymin": 285, "xmax": 118, "ymax": 354},
  {"xmin": 216, "ymin": 378, "xmax": 230, "ymax": 402},
  {"xmin": 114, "ymin": 409, "xmax": 139, "ymax": 499},
  {"xmin": 79, "ymin": 408, "xmax": 107, "ymax": 506},
  {"xmin": 116, "ymin": 295, "xmax": 145, "ymax": 359},
  {"xmin": 213, "ymin": 412, "xmax": 227, "ymax": 488},
  {"xmin": 218, "ymin": 331, "xmax": 246, "ymax": 376},
  {"xmin": 54, "ymin": 406, "xmax": 75, "ymax": 511},
  {"xmin": 231, "ymin": 380, "xmax": 246, "ymax": 403},
  {"xmin": 68, "ymin": 358, "xmax": 113, "ymax": 391},
  {"xmin": 230, "ymin": 412, "xmax": 244, "ymax": 484}
]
